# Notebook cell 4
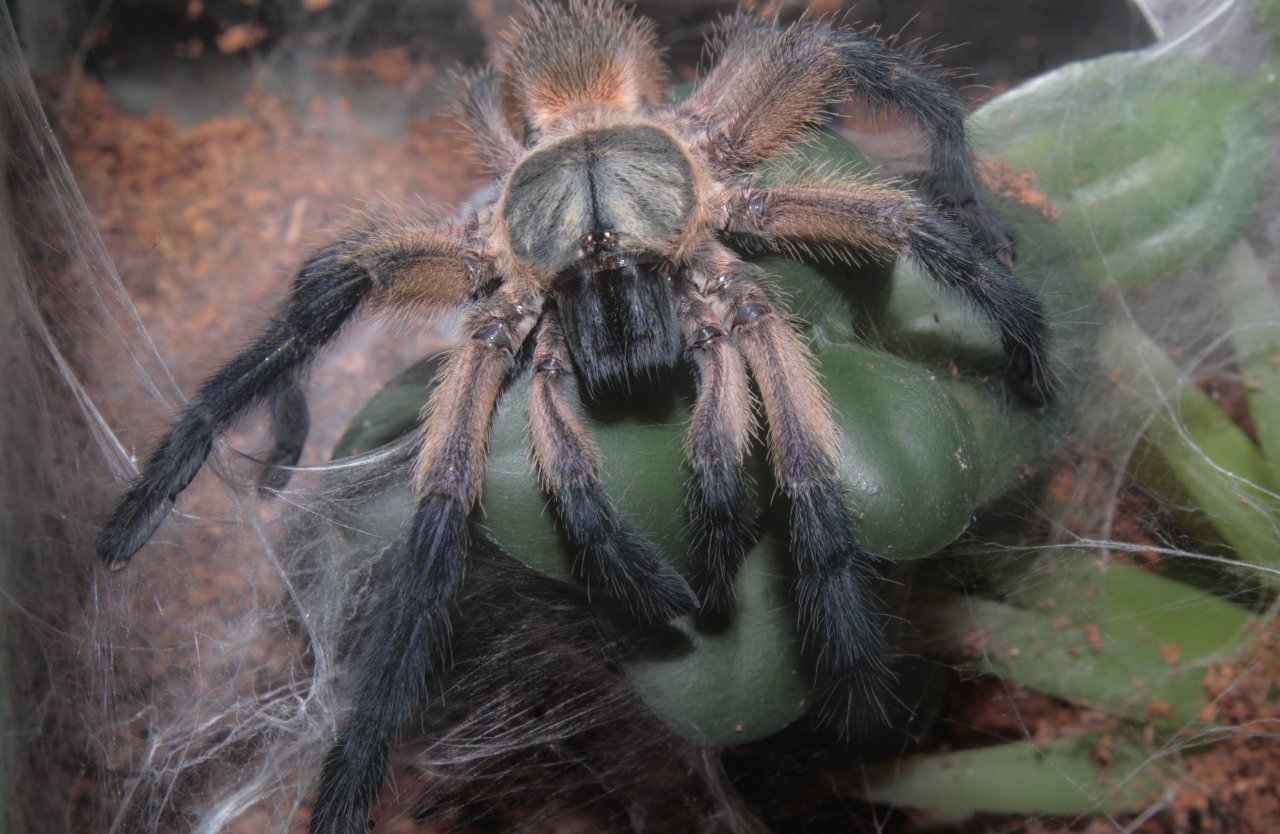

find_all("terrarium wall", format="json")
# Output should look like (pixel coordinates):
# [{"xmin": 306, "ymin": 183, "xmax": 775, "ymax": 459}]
[{"xmin": 2, "ymin": 1, "xmax": 1278, "ymax": 833}]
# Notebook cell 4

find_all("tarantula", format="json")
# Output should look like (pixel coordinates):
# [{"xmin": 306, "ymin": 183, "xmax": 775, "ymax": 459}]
[{"xmin": 97, "ymin": 1, "xmax": 1052, "ymax": 831}]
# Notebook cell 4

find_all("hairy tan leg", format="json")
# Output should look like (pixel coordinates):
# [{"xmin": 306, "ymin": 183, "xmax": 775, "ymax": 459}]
[
  {"xmin": 358, "ymin": 212, "xmax": 488, "ymax": 320},
  {"xmin": 675, "ymin": 281, "xmax": 755, "ymax": 611},
  {"xmin": 721, "ymin": 180, "xmax": 1054, "ymax": 407},
  {"xmin": 411, "ymin": 286, "xmax": 539, "ymax": 497},
  {"xmin": 676, "ymin": 15, "xmax": 1013, "ymax": 259},
  {"xmin": 528, "ymin": 310, "xmax": 697, "ymax": 623},
  {"xmin": 313, "ymin": 285, "xmax": 538, "ymax": 834},
  {"xmin": 676, "ymin": 15, "xmax": 845, "ymax": 169},
  {"xmin": 97, "ymin": 214, "xmax": 483, "ymax": 568},
  {"xmin": 696, "ymin": 244, "xmax": 892, "ymax": 729}
]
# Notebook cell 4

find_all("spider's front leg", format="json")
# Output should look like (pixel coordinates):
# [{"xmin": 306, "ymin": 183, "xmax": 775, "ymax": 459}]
[
  {"xmin": 698, "ymin": 245, "xmax": 892, "ymax": 728},
  {"xmin": 722, "ymin": 180, "xmax": 1055, "ymax": 408},
  {"xmin": 675, "ymin": 282, "xmax": 754, "ymax": 612},
  {"xmin": 96, "ymin": 216, "xmax": 480, "ymax": 569},
  {"xmin": 528, "ymin": 310, "xmax": 698, "ymax": 622},
  {"xmin": 310, "ymin": 287, "xmax": 540, "ymax": 834}
]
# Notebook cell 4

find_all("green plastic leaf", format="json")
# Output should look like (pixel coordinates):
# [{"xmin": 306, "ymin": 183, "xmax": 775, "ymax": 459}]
[
  {"xmin": 1096, "ymin": 318, "xmax": 1280, "ymax": 573},
  {"xmin": 333, "ymin": 357, "xmax": 443, "ymax": 458},
  {"xmin": 621, "ymin": 533, "xmax": 812, "ymax": 745},
  {"xmin": 1263, "ymin": 0, "xmax": 1280, "ymax": 45},
  {"xmin": 923, "ymin": 552, "xmax": 1254, "ymax": 728},
  {"xmin": 854, "ymin": 731, "xmax": 1182, "ymax": 821},
  {"xmin": 974, "ymin": 52, "xmax": 1270, "ymax": 286},
  {"xmin": 1220, "ymin": 240, "xmax": 1280, "ymax": 484}
]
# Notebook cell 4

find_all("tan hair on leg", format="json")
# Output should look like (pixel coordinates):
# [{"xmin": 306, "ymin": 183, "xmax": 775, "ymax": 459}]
[
  {"xmin": 528, "ymin": 310, "xmax": 697, "ymax": 622},
  {"xmin": 495, "ymin": 0, "xmax": 668, "ymax": 136}
]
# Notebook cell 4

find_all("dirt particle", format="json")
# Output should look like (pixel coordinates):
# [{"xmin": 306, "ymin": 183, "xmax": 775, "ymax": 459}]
[{"xmin": 216, "ymin": 23, "xmax": 269, "ymax": 54}]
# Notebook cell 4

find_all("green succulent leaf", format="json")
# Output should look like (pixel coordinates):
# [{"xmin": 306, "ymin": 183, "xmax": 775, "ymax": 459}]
[
  {"xmin": 923, "ymin": 552, "xmax": 1255, "ymax": 729},
  {"xmin": 973, "ymin": 52, "xmax": 1270, "ymax": 287},
  {"xmin": 896, "ymin": 551, "xmax": 1255, "ymax": 820},
  {"xmin": 854, "ymin": 731, "xmax": 1183, "ymax": 821},
  {"xmin": 1220, "ymin": 241, "xmax": 1280, "ymax": 485},
  {"xmin": 1095, "ymin": 317, "xmax": 1280, "ymax": 573}
]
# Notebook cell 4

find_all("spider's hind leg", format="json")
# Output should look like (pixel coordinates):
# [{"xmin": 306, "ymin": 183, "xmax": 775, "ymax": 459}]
[
  {"xmin": 528, "ymin": 310, "xmax": 698, "ymax": 624},
  {"xmin": 97, "ymin": 216, "xmax": 479, "ymax": 568},
  {"xmin": 834, "ymin": 31, "xmax": 1015, "ymax": 262}
]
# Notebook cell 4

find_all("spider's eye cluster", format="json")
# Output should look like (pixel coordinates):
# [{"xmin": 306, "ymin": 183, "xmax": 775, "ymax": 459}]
[
  {"xmin": 579, "ymin": 229, "xmax": 617, "ymax": 257},
  {"xmin": 502, "ymin": 124, "xmax": 694, "ymax": 272}
]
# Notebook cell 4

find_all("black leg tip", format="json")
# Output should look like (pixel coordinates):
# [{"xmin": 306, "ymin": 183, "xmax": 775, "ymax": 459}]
[
  {"xmin": 95, "ymin": 494, "xmax": 175, "ymax": 569},
  {"xmin": 648, "ymin": 574, "xmax": 701, "ymax": 623},
  {"xmin": 684, "ymin": 463, "xmax": 750, "ymax": 614},
  {"xmin": 1006, "ymin": 345, "xmax": 1058, "ymax": 410},
  {"xmin": 815, "ymin": 669, "xmax": 897, "ymax": 737},
  {"xmin": 581, "ymin": 531, "xmax": 698, "ymax": 624},
  {"xmin": 686, "ymin": 531, "xmax": 749, "ymax": 615},
  {"xmin": 794, "ymin": 567, "xmax": 896, "ymax": 736},
  {"xmin": 685, "ymin": 524, "xmax": 749, "ymax": 614},
  {"xmin": 687, "ymin": 566, "xmax": 736, "ymax": 615},
  {"xmin": 309, "ymin": 731, "xmax": 387, "ymax": 834},
  {"xmin": 788, "ymin": 480, "xmax": 896, "ymax": 735}
]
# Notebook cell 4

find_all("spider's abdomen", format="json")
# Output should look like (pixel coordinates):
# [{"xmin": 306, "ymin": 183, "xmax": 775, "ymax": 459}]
[
  {"xmin": 555, "ymin": 261, "xmax": 682, "ymax": 395},
  {"xmin": 502, "ymin": 125, "xmax": 695, "ymax": 272}
]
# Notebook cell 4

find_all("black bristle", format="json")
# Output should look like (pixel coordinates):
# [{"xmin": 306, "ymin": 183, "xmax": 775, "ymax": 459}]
[{"xmin": 555, "ymin": 261, "xmax": 683, "ymax": 396}]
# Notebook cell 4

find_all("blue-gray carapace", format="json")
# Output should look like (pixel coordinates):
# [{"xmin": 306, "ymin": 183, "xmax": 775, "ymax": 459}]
[{"xmin": 95, "ymin": 2, "xmax": 1054, "ymax": 831}]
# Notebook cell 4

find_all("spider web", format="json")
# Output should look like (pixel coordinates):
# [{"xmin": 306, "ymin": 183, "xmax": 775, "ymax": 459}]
[{"xmin": 1, "ymin": 1, "xmax": 1277, "ymax": 832}]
